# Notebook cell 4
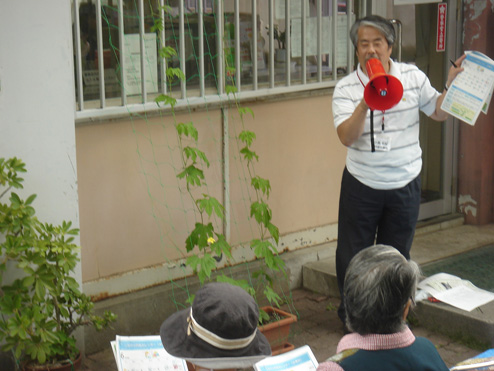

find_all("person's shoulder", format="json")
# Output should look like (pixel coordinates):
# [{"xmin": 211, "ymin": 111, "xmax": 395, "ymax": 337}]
[
  {"xmin": 396, "ymin": 62, "xmax": 427, "ymax": 79},
  {"xmin": 334, "ymin": 71, "xmax": 360, "ymax": 96},
  {"xmin": 335, "ymin": 70, "xmax": 358, "ymax": 88},
  {"xmin": 316, "ymin": 361, "xmax": 345, "ymax": 371}
]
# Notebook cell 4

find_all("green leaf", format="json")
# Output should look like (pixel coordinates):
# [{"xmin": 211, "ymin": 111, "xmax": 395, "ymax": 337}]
[
  {"xmin": 155, "ymin": 94, "xmax": 177, "ymax": 108},
  {"xmin": 250, "ymin": 201, "xmax": 271, "ymax": 226},
  {"xmin": 166, "ymin": 67, "xmax": 185, "ymax": 81},
  {"xmin": 159, "ymin": 46, "xmax": 177, "ymax": 60},
  {"xmin": 238, "ymin": 107, "xmax": 254, "ymax": 119},
  {"xmin": 196, "ymin": 196, "xmax": 224, "ymax": 219},
  {"xmin": 150, "ymin": 18, "xmax": 163, "ymax": 32},
  {"xmin": 225, "ymin": 84, "xmax": 237, "ymax": 95},
  {"xmin": 183, "ymin": 147, "xmax": 210, "ymax": 167},
  {"xmin": 216, "ymin": 275, "xmax": 254, "ymax": 295},
  {"xmin": 186, "ymin": 253, "xmax": 216, "ymax": 284},
  {"xmin": 240, "ymin": 147, "xmax": 259, "ymax": 162},
  {"xmin": 158, "ymin": 5, "xmax": 173, "ymax": 14},
  {"xmin": 267, "ymin": 222, "xmax": 280, "ymax": 244},
  {"xmin": 251, "ymin": 176, "xmax": 271, "ymax": 197},
  {"xmin": 25, "ymin": 194, "xmax": 37, "ymax": 206},
  {"xmin": 176, "ymin": 122, "xmax": 198, "ymax": 141},
  {"xmin": 263, "ymin": 286, "xmax": 282, "ymax": 307},
  {"xmin": 239, "ymin": 130, "xmax": 256, "ymax": 146},
  {"xmin": 177, "ymin": 165, "xmax": 205, "ymax": 187},
  {"xmin": 185, "ymin": 223, "xmax": 214, "ymax": 252},
  {"xmin": 251, "ymin": 239, "xmax": 284, "ymax": 272},
  {"xmin": 210, "ymin": 234, "xmax": 232, "ymax": 260}
]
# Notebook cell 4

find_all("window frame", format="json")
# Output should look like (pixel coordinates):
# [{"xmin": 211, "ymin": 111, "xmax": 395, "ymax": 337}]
[{"xmin": 73, "ymin": 0, "xmax": 356, "ymax": 122}]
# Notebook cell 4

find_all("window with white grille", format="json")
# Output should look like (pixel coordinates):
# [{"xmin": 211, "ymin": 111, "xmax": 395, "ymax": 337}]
[{"xmin": 73, "ymin": 0, "xmax": 357, "ymax": 121}]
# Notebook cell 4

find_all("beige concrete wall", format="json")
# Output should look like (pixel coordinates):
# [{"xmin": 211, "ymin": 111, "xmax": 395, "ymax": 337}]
[{"xmin": 76, "ymin": 93, "xmax": 345, "ymax": 284}]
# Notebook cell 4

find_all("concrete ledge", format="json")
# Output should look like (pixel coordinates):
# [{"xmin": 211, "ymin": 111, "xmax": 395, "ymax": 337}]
[
  {"xmin": 303, "ymin": 258, "xmax": 339, "ymax": 297},
  {"xmin": 412, "ymin": 300, "xmax": 494, "ymax": 347}
]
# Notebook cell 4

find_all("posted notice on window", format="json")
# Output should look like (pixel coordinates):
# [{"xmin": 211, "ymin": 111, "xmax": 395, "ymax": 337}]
[{"xmin": 123, "ymin": 33, "xmax": 159, "ymax": 96}]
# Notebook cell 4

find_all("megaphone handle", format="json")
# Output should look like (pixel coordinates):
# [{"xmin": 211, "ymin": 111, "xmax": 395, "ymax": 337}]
[{"xmin": 370, "ymin": 110, "xmax": 375, "ymax": 152}]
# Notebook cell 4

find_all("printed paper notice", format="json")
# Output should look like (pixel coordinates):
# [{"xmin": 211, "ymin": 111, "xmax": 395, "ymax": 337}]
[
  {"xmin": 441, "ymin": 50, "xmax": 494, "ymax": 125},
  {"xmin": 254, "ymin": 345, "xmax": 318, "ymax": 371},
  {"xmin": 123, "ymin": 33, "xmax": 158, "ymax": 96},
  {"xmin": 113, "ymin": 335, "xmax": 187, "ymax": 371},
  {"xmin": 417, "ymin": 273, "xmax": 494, "ymax": 312}
]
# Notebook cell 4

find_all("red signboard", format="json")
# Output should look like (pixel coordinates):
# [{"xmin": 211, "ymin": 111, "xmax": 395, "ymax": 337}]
[{"xmin": 436, "ymin": 3, "xmax": 447, "ymax": 52}]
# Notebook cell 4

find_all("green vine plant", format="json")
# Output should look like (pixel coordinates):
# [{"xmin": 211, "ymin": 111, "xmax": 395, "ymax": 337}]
[
  {"xmin": 152, "ymin": 8, "xmax": 286, "ymax": 321},
  {"xmin": 152, "ymin": 7, "xmax": 253, "ymax": 303},
  {"xmin": 224, "ymin": 74, "xmax": 287, "ymax": 322}
]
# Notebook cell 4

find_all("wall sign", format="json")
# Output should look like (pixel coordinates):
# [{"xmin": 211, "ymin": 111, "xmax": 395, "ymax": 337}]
[{"xmin": 436, "ymin": 3, "xmax": 447, "ymax": 52}]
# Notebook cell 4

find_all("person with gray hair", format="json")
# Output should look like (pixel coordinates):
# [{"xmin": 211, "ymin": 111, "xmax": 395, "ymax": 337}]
[
  {"xmin": 317, "ymin": 245, "xmax": 449, "ymax": 371},
  {"xmin": 332, "ymin": 14, "xmax": 465, "ymax": 326}
]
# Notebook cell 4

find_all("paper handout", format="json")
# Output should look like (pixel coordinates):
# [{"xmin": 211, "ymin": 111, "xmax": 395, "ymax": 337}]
[
  {"xmin": 254, "ymin": 345, "xmax": 319, "ymax": 371},
  {"xmin": 441, "ymin": 50, "xmax": 494, "ymax": 125},
  {"xmin": 417, "ymin": 273, "xmax": 494, "ymax": 312},
  {"xmin": 111, "ymin": 335, "xmax": 187, "ymax": 371}
]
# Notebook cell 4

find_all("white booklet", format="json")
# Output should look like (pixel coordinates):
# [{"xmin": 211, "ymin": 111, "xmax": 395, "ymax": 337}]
[
  {"xmin": 417, "ymin": 273, "xmax": 494, "ymax": 312},
  {"xmin": 254, "ymin": 345, "xmax": 319, "ymax": 371},
  {"xmin": 441, "ymin": 50, "xmax": 494, "ymax": 125},
  {"xmin": 111, "ymin": 335, "xmax": 187, "ymax": 371}
]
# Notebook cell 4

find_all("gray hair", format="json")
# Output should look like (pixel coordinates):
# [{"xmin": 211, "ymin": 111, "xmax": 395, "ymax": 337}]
[
  {"xmin": 349, "ymin": 15, "xmax": 395, "ymax": 48},
  {"xmin": 344, "ymin": 244, "xmax": 421, "ymax": 335}
]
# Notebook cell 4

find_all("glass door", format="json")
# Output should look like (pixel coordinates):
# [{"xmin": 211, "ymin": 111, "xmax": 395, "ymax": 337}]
[{"xmin": 388, "ymin": 0, "xmax": 460, "ymax": 220}]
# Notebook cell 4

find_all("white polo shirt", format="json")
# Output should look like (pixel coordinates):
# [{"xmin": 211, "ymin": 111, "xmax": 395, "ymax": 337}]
[{"xmin": 333, "ymin": 60, "xmax": 441, "ymax": 190}]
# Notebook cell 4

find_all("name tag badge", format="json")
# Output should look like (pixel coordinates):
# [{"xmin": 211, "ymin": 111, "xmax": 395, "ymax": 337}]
[{"xmin": 374, "ymin": 134, "xmax": 391, "ymax": 151}]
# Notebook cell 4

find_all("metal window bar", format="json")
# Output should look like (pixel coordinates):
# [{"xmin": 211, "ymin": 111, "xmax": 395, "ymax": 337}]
[
  {"xmin": 252, "ymin": 0, "xmax": 258, "ymax": 90},
  {"xmin": 74, "ymin": 0, "xmax": 84, "ymax": 111},
  {"xmin": 216, "ymin": 0, "xmax": 224, "ymax": 95},
  {"xmin": 198, "ymin": 0, "xmax": 205, "ymax": 97},
  {"xmin": 317, "ymin": 0, "xmax": 322, "ymax": 82},
  {"xmin": 268, "ymin": 0, "xmax": 274, "ymax": 88},
  {"xmin": 96, "ymin": 0, "xmax": 106, "ymax": 108},
  {"xmin": 138, "ymin": 0, "xmax": 147, "ymax": 103},
  {"xmin": 347, "ymin": 0, "xmax": 354, "ymax": 74},
  {"xmin": 179, "ymin": 0, "xmax": 186, "ymax": 99},
  {"xmin": 332, "ymin": 0, "xmax": 337, "ymax": 80},
  {"xmin": 301, "ymin": 0, "xmax": 307, "ymax": 85},
  {"xmin": 285, "ymin": 0, "xmax": 291, "ymax": 86},
  {"xmin": 118, "ymin": 0, "xmax": 127, "ymax": 105},
  {"xmin": 390, "ymin": 19, "xmax": 402, "ymax": 62},
  {"xmin": 234, "ymin": 0, "xmax": 241, "ymax": 91},
  {"xmin": 159, "ymin": 0, "xmax": 167, "ymax": 96}
]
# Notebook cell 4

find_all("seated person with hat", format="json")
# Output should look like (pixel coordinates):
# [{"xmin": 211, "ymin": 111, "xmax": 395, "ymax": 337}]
[
  {"xmin": 317, "ymin": 244, "xmax": 449, "ymax": 371},
  {"xmin": 160, "ymin": 282, "xmax": 271, "ymax": 371}
]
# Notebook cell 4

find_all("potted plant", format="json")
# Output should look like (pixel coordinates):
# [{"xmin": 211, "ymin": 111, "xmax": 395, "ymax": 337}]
[
  {"xmin": 0, "ymin": 157, "xmax": 117, "ymax": 370},
  {"xmin": 272, "ymin": 24, "xmax": 287, "ymax": 63}
]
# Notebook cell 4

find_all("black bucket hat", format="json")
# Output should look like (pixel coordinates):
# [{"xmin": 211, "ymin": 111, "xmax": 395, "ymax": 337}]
[{"xmin": 160, "ymin": 282, "xmax": 271, "ymax": 369}]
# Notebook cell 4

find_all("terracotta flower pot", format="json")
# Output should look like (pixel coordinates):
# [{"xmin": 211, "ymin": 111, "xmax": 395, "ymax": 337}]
[
  {"xmin": 22, "ymin": 352, "xmax": 82, "ymax": 371},
  {"xmin": 271, "ymin": 342, "xmax": 295, "ymax": 356},
  {"xmin": 258, "ymin": 306, "xmax": 297, "ymax": 351}
]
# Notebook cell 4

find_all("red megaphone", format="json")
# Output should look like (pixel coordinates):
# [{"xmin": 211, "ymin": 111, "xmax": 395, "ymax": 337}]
[{"xmin": 364, "ymin": 58, "xmax": 403, "ymax": 111}]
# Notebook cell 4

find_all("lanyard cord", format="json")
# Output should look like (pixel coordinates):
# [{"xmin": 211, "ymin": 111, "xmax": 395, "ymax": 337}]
[
  {"xmin": 357, "ymin": 68, "xmax": 386, "ymax": 153},
  {"xmin": 370, "ymin": 110, "xmax": 375, "ymax": 152}
]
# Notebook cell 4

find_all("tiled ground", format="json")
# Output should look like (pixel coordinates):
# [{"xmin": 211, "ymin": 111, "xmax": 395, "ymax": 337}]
[{"xmin": 81, "ymin": 288, "xmax": 482, "ymax": 370}]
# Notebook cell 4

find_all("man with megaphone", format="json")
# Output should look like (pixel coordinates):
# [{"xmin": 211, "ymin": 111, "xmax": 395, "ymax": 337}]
[{"xmin": 332, "ymin": 15, "xmax": 465, "ymax": 329}]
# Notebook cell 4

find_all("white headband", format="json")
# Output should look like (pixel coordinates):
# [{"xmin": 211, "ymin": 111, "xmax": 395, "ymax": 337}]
[{"xmin": 187, "ymin": 309, "xmax": 257, "ymax": 350}]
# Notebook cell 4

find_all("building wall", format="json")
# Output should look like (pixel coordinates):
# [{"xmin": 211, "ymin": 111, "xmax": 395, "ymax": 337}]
[
  {"xmin": 0, "ymin": 0, "xmax": 82, "ymax": 362},
  {"xmin": 76, "ymin": 93, "xmax": 346, "ymax": 297}
]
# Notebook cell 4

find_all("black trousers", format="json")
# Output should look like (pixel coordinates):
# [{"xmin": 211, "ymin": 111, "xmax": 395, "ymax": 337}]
[{"xmin": 336, "ymin": 167, "xmax": 421, "ymax": 323}]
